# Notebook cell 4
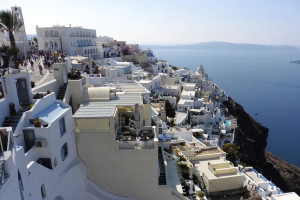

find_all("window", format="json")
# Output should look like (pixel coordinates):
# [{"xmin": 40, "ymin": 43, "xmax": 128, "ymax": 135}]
[
  {"xmin": 41, "ymin": 184, "xmax": 46, "ymax": 198},
  {"xmin": 54, "ymin": 157, "xmax": 57, "ymax": 167},
  {"xmin": 59, "ymin": 117, "xmax": 66, "ymax": 136},
  {"xmin": 23, "ymin": 129, "xmax": 36, "ymax": 152},
  {"xmin": 60, "ymin": 143, "xmax": 68, "ymax": 161}
]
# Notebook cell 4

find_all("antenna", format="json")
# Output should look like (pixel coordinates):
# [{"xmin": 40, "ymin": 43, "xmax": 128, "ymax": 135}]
[{"xmin": 57, "ymin": 18, "xmax": 58, "ymax": 26}]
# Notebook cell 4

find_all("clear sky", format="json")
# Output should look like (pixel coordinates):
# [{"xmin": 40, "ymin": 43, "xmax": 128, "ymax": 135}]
[{"xmin": 2, "ymin": 0, "xmax": 300, "ymax": 45}]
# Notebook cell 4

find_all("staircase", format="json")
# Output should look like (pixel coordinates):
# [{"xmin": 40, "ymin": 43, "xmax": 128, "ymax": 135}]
[
  {"xmin": 3, "ymin": 108, "xmax": 26, "ymax": 132},
  {"xmin": 57, "ymin": 83, "xmax": 68, "ymax": 100},
  {"xmin": 158, "ymin": 146, "xmax": 167, "ymax": 185},
  {"xmin": 181, "ymin": 181, "xmax": 197, "ymax": 200},
  {"xmin": 159, "ymin": 172, "xmax": 167, "ymax": 185}
]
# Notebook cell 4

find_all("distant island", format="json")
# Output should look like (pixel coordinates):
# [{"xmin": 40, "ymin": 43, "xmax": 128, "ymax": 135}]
[
  {"xmin": 144, "ymin": 41, "xmax": 299, "ymax": 51},
  {"xmin": 290, "ymin": 60, "xmax": 300, "ymax": 64}
]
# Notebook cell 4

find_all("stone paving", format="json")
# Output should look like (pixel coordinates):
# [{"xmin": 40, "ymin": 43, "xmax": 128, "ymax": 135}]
[{"xmin": 18, "ymin": 58, "xmax": 54, "ymax": 86}]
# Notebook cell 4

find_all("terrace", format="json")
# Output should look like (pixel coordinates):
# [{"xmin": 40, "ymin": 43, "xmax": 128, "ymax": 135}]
[
  {"xmin": 243, "ymin": 167, "xmax": 283, "ymax": 198},
  {"xmin": 117, "ymin": 126, "xmax": 156, "ymax": 149}
]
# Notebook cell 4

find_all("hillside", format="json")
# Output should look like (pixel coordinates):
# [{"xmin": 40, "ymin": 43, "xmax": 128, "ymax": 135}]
[{"xmin": 223, "ymin": 97, "xmax": 300, "ymax": 195}]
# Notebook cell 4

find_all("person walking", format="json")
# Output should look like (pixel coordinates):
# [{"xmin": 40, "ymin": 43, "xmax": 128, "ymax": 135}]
[
  {"xmin": 30, "ymin": 60, "xmax": 34, "ymax": 71},
  {"xmin": 39, "ymin": 63, "xmax": 43, "ymax": 75},
  {"xmin": 24, "ymin": 60, "xmax": 28, "ymax": 71}
]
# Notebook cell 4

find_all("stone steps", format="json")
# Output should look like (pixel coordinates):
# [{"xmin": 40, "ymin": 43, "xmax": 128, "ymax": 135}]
[{"xmin": 56, "ymin": 83, "xmax": 68, "ymax": 100}]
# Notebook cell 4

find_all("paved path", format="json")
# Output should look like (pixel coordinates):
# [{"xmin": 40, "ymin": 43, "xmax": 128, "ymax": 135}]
[{"xmin": 19, "ymin": 58, "xmax": 54, "ymax": 86}]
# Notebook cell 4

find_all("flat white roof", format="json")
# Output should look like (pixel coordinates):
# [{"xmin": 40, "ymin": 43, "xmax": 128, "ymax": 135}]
[
  {"xmin": 102, "ymin": 82, "xmax": 150, "ymax": 94},
  {"xmin": 245, "ymin": 171, "xmax": 266, "ymax": 184},
  {"xmin": 194, "ymin": 158, "xmax": 241, "ymax": 180},
  {"xmin": 181, "ymin": 90, "xmax": 195, "ymax": 96},
  {"xmin": 139, "ymin": 79, "xmax": 151, "ymax": 84},
  {"xmin": 177, "ymin": 98, "xmax": 193, "ymax": 105},
  {"xmin": 74, "ymin": 93, "xmax": 142, "ymax": 118},
  {"xmin": 36, "ymin": 103, "xmax": 69, "ymax": 123},
  {"xmin": 272, "ymin": 192, "xmax": 300, "ymax": 200},
  {"xmin": 183, "ymin": 83, "xmax": 196, "ymax": 87},
  {"xmin": 175, "ymin": 112, "xmax": 188, "ymax": 124}
]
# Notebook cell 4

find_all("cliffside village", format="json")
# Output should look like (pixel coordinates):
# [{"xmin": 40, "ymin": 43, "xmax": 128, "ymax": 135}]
[{"xmin": 0, "ymin": 6, "xmax": 299, "ymax": 200}]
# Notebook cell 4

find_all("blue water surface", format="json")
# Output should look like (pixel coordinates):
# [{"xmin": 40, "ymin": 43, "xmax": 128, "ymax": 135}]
[{"xmin": 151, "ymin": 48, "xmax": 300, "ymax": 167}]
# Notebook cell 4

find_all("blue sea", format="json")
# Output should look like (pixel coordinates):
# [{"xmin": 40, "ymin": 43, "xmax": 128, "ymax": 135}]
[{"xmin": 151, "ymin": 48, "xmax": 300, "ymax": 167}]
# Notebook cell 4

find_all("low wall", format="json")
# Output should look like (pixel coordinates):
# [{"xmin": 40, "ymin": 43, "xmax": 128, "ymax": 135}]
[
  {"xmin": 209, "ymin": 162, "xmax": 230, "ymax": 169},
  {"xmin": 207, "ymin": 175, "xmax": 245, "ymax": 193},
  {"xmin": 63, "ymin": 84, "xmax": 70, "ymax": 104},
  {"xmin": 189, "ymin": 153, "xmax": 221, "ymax": 161},
  {"xmin": 213, "ymin": 167, "xmax": 237, "ymax": 175},
  {"xmin": 32, "ymin": 79, "xmax": 59, "ymax": 96}
]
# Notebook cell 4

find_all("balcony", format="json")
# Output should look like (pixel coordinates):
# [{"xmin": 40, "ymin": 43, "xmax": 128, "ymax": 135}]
[
  {"xmin": 117, "ymin": 126, "xmax": 156, "ymax": 149},
  {"xmin": 118, "ymin": 140, "xmax": 154, "ymax": 149}
]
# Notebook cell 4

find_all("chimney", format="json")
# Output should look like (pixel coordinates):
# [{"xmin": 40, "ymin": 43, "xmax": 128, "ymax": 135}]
[{"xmin": 69, "ymin": 24, "xmax": 71, "ymax": 27}]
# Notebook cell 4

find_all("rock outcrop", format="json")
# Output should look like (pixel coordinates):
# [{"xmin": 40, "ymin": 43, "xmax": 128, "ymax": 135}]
[
  {"xmin": 223, "ymin": 97, "xmax": 268, "ymax": 169},
  {"xmin": 224, "ymin": 97, "xmax": 300, "ymax": 195}
]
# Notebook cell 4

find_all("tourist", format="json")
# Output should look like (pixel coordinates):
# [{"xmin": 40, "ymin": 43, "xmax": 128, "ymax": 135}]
[
  {"xmin": 39, "ymin": 63, "xmax": 43, "ymax": 75},
  {"xmin": 30, "ymin": 60, "xmax": 34, "ymax": 71}
]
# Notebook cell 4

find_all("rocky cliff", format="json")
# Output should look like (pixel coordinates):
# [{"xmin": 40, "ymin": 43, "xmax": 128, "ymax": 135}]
[
  {"xmin": 223, "ymin": 97, "xmax": 268, "ymax": 169},
  {"xmin": 223, "ymin": 97, "xmax": 300, "ymax": 195}
]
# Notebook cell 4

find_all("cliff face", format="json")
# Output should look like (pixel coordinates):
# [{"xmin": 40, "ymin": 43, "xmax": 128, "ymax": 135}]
[
  {"xmin": 223, "ymin": 97, "xmax": 268, "ymax": 170},
  {"xmin": 223, "ymin": 97, "xmax": 300, "ymax": 195}
]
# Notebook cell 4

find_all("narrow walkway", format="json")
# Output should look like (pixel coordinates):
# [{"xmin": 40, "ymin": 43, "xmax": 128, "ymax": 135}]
[
  {"xmin": 19, "ymin": 58, "xmax": 54, "ymax": 86},
  {"xmin": 35, "ymin": 70, "xmax": 50, "ymax": 86}
]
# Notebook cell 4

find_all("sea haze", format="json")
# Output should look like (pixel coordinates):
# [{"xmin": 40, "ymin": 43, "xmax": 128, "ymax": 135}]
[{"xmin": 145, "ymin": 43, "xmax": 300, "ymax": 167}]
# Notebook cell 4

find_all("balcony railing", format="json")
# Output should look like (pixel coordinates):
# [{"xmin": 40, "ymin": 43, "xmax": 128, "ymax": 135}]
[{"xmin": 119, "ymin": 140, "xmax": 154, "ymax": 149}]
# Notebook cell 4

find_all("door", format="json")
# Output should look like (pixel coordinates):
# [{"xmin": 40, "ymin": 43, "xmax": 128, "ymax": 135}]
[{"xmin": 16, "ymin": 79, "xmax": 30, "ymax": 106}]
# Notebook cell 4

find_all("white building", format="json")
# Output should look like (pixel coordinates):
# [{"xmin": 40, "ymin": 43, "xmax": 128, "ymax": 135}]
[
  {"xmin": 177, "ymin": 99, "xmax": 194, "ymax": 112},
  {"xmin": 0, "ymin": 72, "xmax": 131, "ymax": 200},
  {"xmin": 11, "ymin": 7, "xmax": 30, "ymax": 55},
  {"xmin": 139, "ymin": 75, "xmax": 161, "ymax": 94},
  {"xmin": 36, "ymin": 25, "xmax": 99, "ymax": 59},
  {"xmin": 96, "ymin": 36, "xmax": 114, "ymax": 43},
  {"xmin": 72, "ymin": 84, "xmax": 176, "ymax": 200},
  {"xmin": 271, "ymin": 192, "xmax": 300, "ymax": 200}
]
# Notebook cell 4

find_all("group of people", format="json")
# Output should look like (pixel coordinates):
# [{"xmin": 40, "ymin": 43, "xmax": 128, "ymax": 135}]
[{"xmin": 19, "ymin": 50, "xmax": 66, "ymax": 75}]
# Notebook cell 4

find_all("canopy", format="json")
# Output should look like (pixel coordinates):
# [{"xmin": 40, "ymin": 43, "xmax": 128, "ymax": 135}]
[{"xmin": 70, "ymin": 55, "xmax": 88, "ymax": 62}]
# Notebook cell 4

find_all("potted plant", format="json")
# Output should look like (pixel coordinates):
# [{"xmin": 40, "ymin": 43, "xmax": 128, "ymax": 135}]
[
  {"xmin": 196, "ymin": 191, "xmax": 205, "ymax": 199},
  {"xmin": 33, "ymin": 93, "xmax": 44, "ymax": 99},
  {"xmin": 29, "ymin": 104, "xmax": 34, "ymax": 110},
  {"xmin": 9, "ymin": 103, "xmax": 16, "ymax": 116},
  {"xmin": 33, "ymin": 117, "xmax": 42, "ymax": 127}
]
